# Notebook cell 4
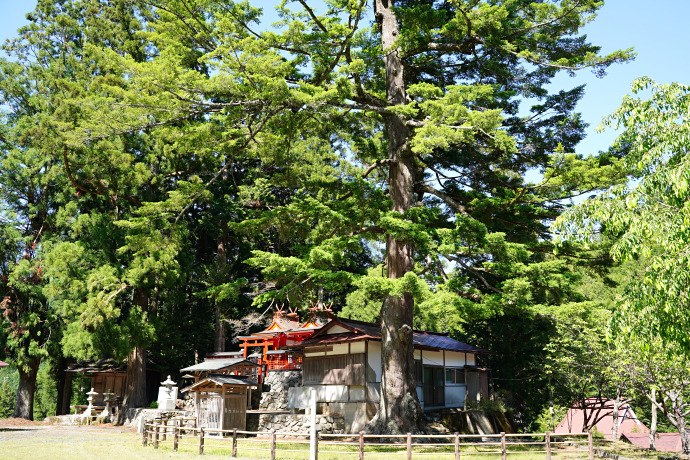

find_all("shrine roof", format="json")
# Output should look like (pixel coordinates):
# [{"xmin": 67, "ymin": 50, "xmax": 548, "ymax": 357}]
[
  {"xmin": 180, "ymin": 358, "xmax": 260, "ymax": 372},
  {"xmin": 294, "ymin": 317, "xmax": 489, "ymax": 354},
  {"xmin": 181, "ymin": 374, "xmax": 255, "ymax": 392}
]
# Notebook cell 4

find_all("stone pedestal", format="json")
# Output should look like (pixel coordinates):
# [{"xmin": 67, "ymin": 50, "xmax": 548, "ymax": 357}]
[{"xmin": 157, "ymin": 375, "xmax": 178, "ymax": 410}]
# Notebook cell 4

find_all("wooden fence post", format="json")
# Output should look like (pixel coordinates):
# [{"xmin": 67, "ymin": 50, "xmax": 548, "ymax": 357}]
[
  {"xmin": 588, "ymin": 430, "xmax": 594, "ymax": 460},
  {"xmin": 173, "ymin": 425, "xmax": 179, "ymax": 452},
  {"xmin": 232, "ymin": 428, "xmax": 238, "ymax": 457},
  {"xmin": 545, "ymin": 431, "xmax": 551, "ymax": 460},
  {"xmin": 454, "ymin": 432, "xmax": 459, "ymax": 460},
  {"xmin": 270, "ymin": 429, "xmax": 276, "ymax": 460},
  {"xmin": 142, "ymin": 420, "xmax": 148, "ymax": 447},
  {"xmin": 154, "ymin": 421, "xmax": 159, "ymax": 449},
  {"xmin": 359, "ymin": 431, "xmax": 365, "ymax": 460},
  {"xmin": 406, "ymin": 433, "xmax": 412, "ymax": 460},
  {"xmin": 199, "ymin": 427, "xmax": 205, "ymax": 455},
  {"xmin": 314, "ymin": 432, "xmax": 319, "ymax": 460},
  {"xmin": 500, "ymin": 432, "xmax": 506, "ymax": 460}
]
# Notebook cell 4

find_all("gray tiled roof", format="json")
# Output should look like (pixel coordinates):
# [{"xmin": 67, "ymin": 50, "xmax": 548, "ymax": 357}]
[{"xmin": 180, "ymin": 358, "xmax": 259, "ymax": 372}]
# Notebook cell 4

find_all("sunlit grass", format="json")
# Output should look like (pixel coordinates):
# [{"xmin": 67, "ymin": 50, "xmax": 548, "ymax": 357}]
[{"xmin": 0, "ymin": 425, "xmax": 594, "ymax": 459}]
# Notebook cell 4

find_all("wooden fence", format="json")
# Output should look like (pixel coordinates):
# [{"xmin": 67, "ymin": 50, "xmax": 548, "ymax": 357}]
[{"xmin": 142, "ymin": 418, "xmax": 594, "ymax": 459}]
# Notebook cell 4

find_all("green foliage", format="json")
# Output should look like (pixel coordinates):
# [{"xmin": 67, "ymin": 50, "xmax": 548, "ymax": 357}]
[
  {"xmin": 0, "ymin": 367, "xmax": 17, "ymax": 418},
  {"xmin": 532, "ymin": 404, "xmax": 568, "ymax": 434},
  {"xmin": 0, "ymin": 0, "xmax": 634, "ymax": 426},
  {"xmin": 33, "ymin": 363, "xmax": 56, "ymax": 421},
  {"xmin": 554, "ymin": 79, "xmax": 690, "ymax": 351}
]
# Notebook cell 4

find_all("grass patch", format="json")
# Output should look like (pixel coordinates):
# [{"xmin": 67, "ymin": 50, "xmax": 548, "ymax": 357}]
[{"xmin": 0, "ymin": 424, "xmax": 616, "ymax": 459}]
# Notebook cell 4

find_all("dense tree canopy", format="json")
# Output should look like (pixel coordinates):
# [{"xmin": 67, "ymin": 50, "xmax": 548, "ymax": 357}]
[{"xmin": 0, "ymin": 0, "xmax": 640, "ymax": 431}]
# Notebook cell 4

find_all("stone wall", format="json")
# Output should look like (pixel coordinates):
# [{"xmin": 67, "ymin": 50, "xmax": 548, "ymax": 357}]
[
  {"xmin": 255, "ymin": 413, "xmax": 345, "ymax": 434},
  {"xmin": 120, "ymin": 408, "xmax": 195, "ymax": 432},
  {"xmin": 259, "ymin": 370, "xmax": 301, "ymax": 411}
]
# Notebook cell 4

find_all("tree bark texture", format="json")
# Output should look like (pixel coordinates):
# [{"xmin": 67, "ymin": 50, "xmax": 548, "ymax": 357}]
[
  {"xmin": 118, "ymin": 288, "xmax": 149, "ymax": 423},
  {"xmin": 649, "ymin": 388, "xmax": 657, "ymax": 451},
  {"xmin": 13, "ymin": 358, "xmax": 39, "ymax": 420},
  {"xmin": 677, "ymin": 405, "xmax": 690, "ymax": 455},
  {"xmin": 367, "ymin": 0, "xmax": 423, "ymax": 434},
  {"xmin": 214, "ymin": 235, "xmax": 228, "ymax": 352},
  {"xmin": 611, "ymin": 392, "xmax": 621, "ymax": 441},
  {"xmin": 60, "ymin": 369, "xmax": 73, "ymax": 416},
  {"xmin": 54, "ymin": 356, "xmax": 68, "ymax": 416},
  {"xmin": 119, "ymin": 344, "xmax": 147, "ymax": 423}
]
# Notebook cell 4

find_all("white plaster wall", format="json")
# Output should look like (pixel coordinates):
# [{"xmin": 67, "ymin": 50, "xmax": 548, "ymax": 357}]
[
  {"xmin": 328, "ymin": 325, "xmax": 350, "ymax": 334},
  {"xmin": 326, "ymin": 402, "xmax": 369, "ymax": 433},
  {"xmin": 367, "ymin": 341, "xmax": 382, "ymax": 382},
  {"xmin": 444, "ymin": 351, "xmax": 466, "ymax": 367},
  {"xmin": 327, "ymin": 343, "xmax": 349, "ymax": 355},
  {"xmin": 416, "ymin": 386, "xmax": 423, "ymax": 404},
  {"xmin": 350, "ymin": 341, "xmax": 365, "ymax": 354},
  {"xmin": 422, "ymin": 350, "xmax": 444, "ymax": 366},
  {"xmin": 413, "ymin": 349, "xmax": 421, "ymax": 359},
  {"xmin": 445, "ymin": 385, "xmax": 466, "ymax": 407},
  {"xmin": 288, "ymin": 385, "xmax": 350, "ymax": 408},
  {"xmin": 466, "ymin": 353, "xmax": 475, "ymax": 366},
  {"xmin": 288, "ymin": 387, "xmax": 307, "ymax": 408},
  {"xmin": 304, "ymin": 349, "xmax": 325, "ymax": 357},
  {"xmin": 349, "ymin": 386, "xmax": 365, "ymax": 401}
]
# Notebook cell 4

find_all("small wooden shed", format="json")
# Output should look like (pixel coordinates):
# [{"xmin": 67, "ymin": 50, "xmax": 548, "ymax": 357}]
[{"xmin": 182, "ymin": 375, "xmax": 255, "ymax": 431}]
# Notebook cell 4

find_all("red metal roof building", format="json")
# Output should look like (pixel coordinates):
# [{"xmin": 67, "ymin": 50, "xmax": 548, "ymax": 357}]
[
  {"xmin": 622, "ymin": 433, "xmax": 682, "ymax": 453},
  {"xmin": 555, "ymin": 398, "xmax": 649, "ymax": 440}
]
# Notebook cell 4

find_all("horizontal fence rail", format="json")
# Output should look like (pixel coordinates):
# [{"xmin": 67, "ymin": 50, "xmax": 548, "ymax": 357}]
[{"xmin": 142, "ymin": 417, "xmax": 594, "ymax": 459}]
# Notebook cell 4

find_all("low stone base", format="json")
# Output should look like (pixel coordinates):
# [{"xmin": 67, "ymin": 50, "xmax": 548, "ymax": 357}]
[
  {"xmin": 45, "ymin": 413, "xmax": 113, "ymax": 425},
  {"xmin": 255, "ymin": 413, "xmax": 345, "ymax": 435},
  {"xmin": 120, "ymin": 408, "xmax": 195, "ymax": 433}
]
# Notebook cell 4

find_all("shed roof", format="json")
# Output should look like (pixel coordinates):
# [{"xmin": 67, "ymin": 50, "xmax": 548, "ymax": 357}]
[
  {"xmin": 622, "ymin": 433, "xmax": 682, "ymax": 452},
  {"xmin": 295, "ymin": 317, "xmax": 488, "ymax": 354},
  {"xmin": 181, "ymin": 374, "xmax": 255, "ymax": 392},
  {"xmin": 180, "ymin": 358, "xmax": 260, "ymax": 372},
  {"xmin": 67, "ymin": 358, "xmax": 127, "ymax": 373},
  {"xmin": 555, "ymin": 398, "xmax": 649, "ymax": 441}
]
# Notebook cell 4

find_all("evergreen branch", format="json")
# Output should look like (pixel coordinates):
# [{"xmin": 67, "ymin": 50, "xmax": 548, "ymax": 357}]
[
  {"xmin": 171, "ymin": 106, "xmax": 285, "ymax": 232},
  {"xmin": 419, "ymin": 184, "xmax": 470, "ymax": 217},
  {"xmin": 503, "ymin": 1, "xmax": 585, "ymax": 39},
  {"xmin": 455, "ymin": 258, "xmax": 502, "ymax": 294},
  {"xmin": 297, "ymin": 0, "xmax": 328, "ymax": 33}
]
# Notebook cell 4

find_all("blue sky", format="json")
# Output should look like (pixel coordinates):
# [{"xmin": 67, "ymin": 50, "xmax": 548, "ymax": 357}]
[{"xmin": 1, "ymin": 1, "xmax": 688, "ymax": 158}]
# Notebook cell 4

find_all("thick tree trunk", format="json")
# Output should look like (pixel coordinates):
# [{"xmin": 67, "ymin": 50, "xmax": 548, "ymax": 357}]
[
  {"xmin": 54, "ymin": 357, "xmax": 68, "ymax": 416},
  {"xmin": 118, "ymin": 288, "xmax": 149, "ymax": 424},
  {"xmin": 214, "ymin": 301, "xmax": 225, "ymax": 352},
  {"xmin": 649, "ymin": 388, "xmax": 657, "ymax": 451},
  {"xmin": 13, "ymin": 359, "xmax": 40, "ymax": 420},
  {"xmin": 367, "ymin": 0, "xmax": 423, "ymax": 434},
  {"xmin": 678, "ymin": 408, "xmax": 690, "ymax": 455},
  {"xmin": 118, "ymin": 345, "xmax": 147, "ymax": 424},
  {"xmin": 61, "ymin": 369, "xmax": 73, "ymax": 416},
  {"xmin": 214, "ymin": 230, "xmax": 228, "ymax": 352}
]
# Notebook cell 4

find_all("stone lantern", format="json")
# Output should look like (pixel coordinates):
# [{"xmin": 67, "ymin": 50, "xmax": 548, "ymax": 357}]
[
  {"xmin": 83, "ymin": 388, "xmax": 99, "ymax": 417},
  {"xmin": 102, "ymin": 389, "xmax": 115, "ymax": 417},
  {"xmin": 157, "ymin": 375, "xmax": 178, "ymax": 410}
]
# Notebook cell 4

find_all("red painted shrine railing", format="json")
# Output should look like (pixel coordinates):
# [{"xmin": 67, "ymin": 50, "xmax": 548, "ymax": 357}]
[{"xmin": 264, "ymin": 354, "xmax": 303, "ymax": 371}]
